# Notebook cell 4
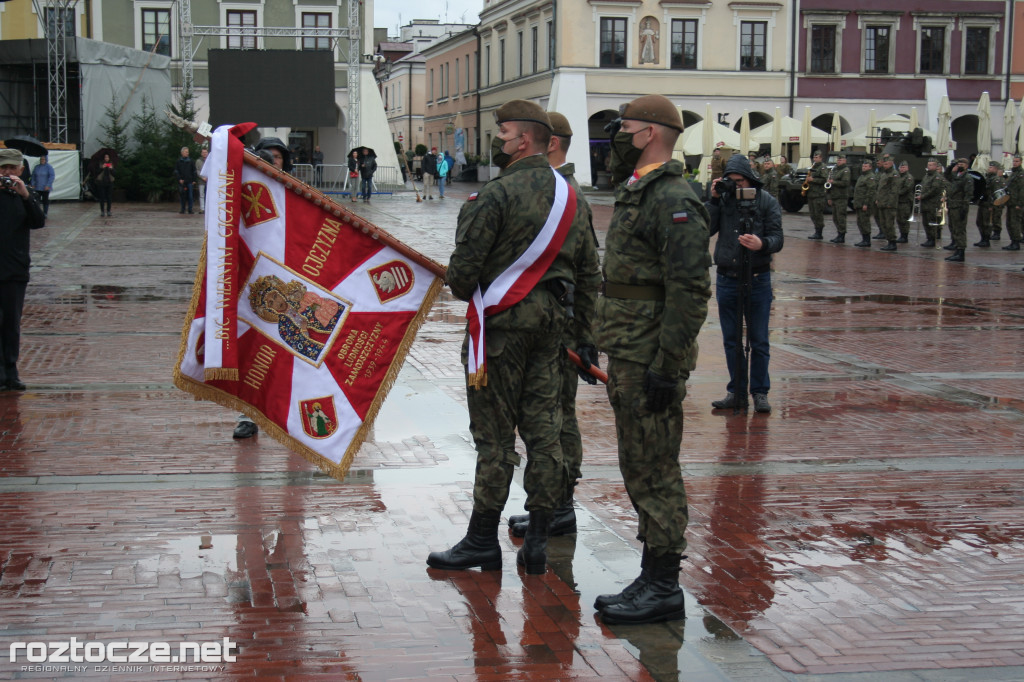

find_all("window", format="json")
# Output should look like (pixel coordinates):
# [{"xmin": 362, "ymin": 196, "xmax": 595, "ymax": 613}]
[
  {"xmin": 44, "ymin": 7, "xmax": 76, "ymax": 37},
  {"xmin": 142, "ymin": 9, "xmax": 171, "ymax": 56},
  {"xmin": 429, "ymin": 69, "xmax": 434, "ymax": 101},
  {"xmin": 485, "ymin": 45, "xmax": 491, "ymax": 86},
  {"xmin": 467, "ymin": 54, "xmax": 472, "ymax": 91},
  {"xmin": 964, "ymin": 26, "xmax": 989, "ymax": 74},
  {"xmin": 600, "ymin": 18, "xmax": 627, "ymax": 67},
  {"xmin": 670, "ymin": 19, "xmax": 697, "ymax": 69},
  {"xmin": 518, "ymin": 31, "xmax": 523, "ymax": 77},
  {"xmin": 864, "ymin": 25, "xmax": 890, "ymax": 73},
  {"xmin": 500, "ymin": 39, "xmax": 506, "ymax": 81},
  {"xmin": 740, "ymin": 21, "xmax": 766, "ymax": 71},
  {"xmin": 455, "ymin": 58, "xmax": 460, "ymax": 96},
  {"xmin": 532, "ymin": 26, "xmax": 538, "ymax": 73},
  {"xmin": 810, "ymin": 25, "xmax": 835, "ymax": 72},
  {"xmin": 227, "ymin": 10, "xmax": 257, "ymax": 50},
  {"xmin": 301, "ymin": 13, "xmax": 331, "ymax": 51},
  {"xmin": 919, "ymin": 26, "xmax": 944, "ymax": 74},
  {"xmin": 547, "ymin": 21, "xmax": 555, "ymax": 69}
]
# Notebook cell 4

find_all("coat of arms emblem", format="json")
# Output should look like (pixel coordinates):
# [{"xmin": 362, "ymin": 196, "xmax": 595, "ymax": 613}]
[
  {"xmin": 241, "ymin": 181, "xmax": 279, "ymax": 227},
  {"xmin": 367, "ymin": 260, "xmax": 414, "ymax": 303},
  {"xmin": 299, "ymin": 396, "xmax": 338, "ymax": 439}
]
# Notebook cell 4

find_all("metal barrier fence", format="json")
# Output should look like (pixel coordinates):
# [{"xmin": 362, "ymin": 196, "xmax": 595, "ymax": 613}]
[{"xmin": 291, "ymin": 163, "xmax": 405, "ymax": 199}]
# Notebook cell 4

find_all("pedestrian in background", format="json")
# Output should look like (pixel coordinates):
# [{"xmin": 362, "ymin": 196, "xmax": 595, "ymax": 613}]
[
  {"xmin": 93, "ymin": 153, "xmax": 115, "ymax": 217},
  {"xmin": 593, "ymin": 95, "xmax": 710, "ymax": 625},
  {"xmin": 30, "ymin": 154, "xmax": 55, "ymax": 217},
  {"xmin": 0, "ymin": 147, "xmax": 46, "ymax": 391},
  {"xmin": 312, "ymin": 145, "xmax": 324, "ymax": 184},
  {"xmin": 359, "ymin": 149, "xmax": 376, "ymax": 202},
  {"xmin": 195, "ymin": 148, "xmax": 209, "ymax": 214},
  {"xmin": 174, "ymin": 146, "xmax": 197, "ymax": 214},
  {"xmin": 422, "ymin": 147, "xmax": 439, "ymax": 199}
]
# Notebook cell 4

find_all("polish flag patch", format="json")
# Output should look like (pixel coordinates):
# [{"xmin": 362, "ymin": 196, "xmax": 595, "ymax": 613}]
[{"xmin": 672, "ymin": 211, "xmax": 689, "ymax": 223}]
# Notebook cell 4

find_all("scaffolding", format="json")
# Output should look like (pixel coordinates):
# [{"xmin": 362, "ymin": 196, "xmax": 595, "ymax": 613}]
[{"xmin": 31, "ymin": 0, "xmax": 78, "ymax": 143}]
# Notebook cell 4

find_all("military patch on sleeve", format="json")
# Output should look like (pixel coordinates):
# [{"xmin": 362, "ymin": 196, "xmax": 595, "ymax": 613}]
[
  {"xmin": 672, "ymin": 211, "xmax": 689, "ymax": 223},
  {"xmin": 468, "ymin": 192, "xmax": 479, "ymax": 201}
]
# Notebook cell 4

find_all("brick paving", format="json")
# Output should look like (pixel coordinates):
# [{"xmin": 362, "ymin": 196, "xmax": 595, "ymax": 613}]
[{"xmin": 1, "ymin": 188, "xmax": 1023, "ymax": 681}]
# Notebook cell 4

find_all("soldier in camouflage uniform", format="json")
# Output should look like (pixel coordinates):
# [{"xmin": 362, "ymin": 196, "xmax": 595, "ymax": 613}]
[
  {"xmin": 974, "ymin": 160, "xmax": 1006, "ymax": 247},
  {"xmin": 826, "ymin": 153, "xmax": 851, "ymax": 243},
  {"xmin": 852, "ymin": 159, "xmax": 878, "ymax": 247},
  {"xmin": 895, "ymin": 160, "xmax": 916, "ymax": 243},
  {"xmin": 593, "ymin": 94, "xmax": 711, "ymax": 625},
  {"xmin": 806, "ymin": 150, "xmax": 829, "ymax": 239},
  {"xmin": 944, "ymin": 157, "xmax": 973, "ymax": 262},
  {"xmin": 874, "ymin": 155, "xmax": 901, "ymax": 251},
  {"xmin": 427, "ymin": 100, "xmax": 599, "ymax": 575},
  {"xmin": 760, "ymin": 157, "xmax": 780, "ymax": 200},
  {"xmin": 1002, "ymin": 154, "xmax": 1023, "ymax": 251},
  {"xmin": 919, "ymin": 157, "xmax": 948, "ymax": 247},
  {"xmin": 507, "ymin": 112, "xmax": 601, "ymax": 540}
]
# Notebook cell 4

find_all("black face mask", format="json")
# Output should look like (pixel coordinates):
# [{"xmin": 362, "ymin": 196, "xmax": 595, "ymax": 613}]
[
  {"xmin": 608, "ymin": 128, "xmax": 649, "ymax": 184},
  {"xmin": 490, "ymin": 134, "xmax": 521, "ymax": 169}
]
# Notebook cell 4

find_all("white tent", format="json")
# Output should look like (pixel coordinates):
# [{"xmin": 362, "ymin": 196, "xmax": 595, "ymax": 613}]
[
  {"xmin": 674, "ymin": 118, "xmax": 751, "ymax": 156},
  {"xmin": 750, "ymin": 116, "xmax": 828, "ymax": 145}
]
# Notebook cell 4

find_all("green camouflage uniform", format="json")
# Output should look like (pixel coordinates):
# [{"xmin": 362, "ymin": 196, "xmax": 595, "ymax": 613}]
[
  {"xmin": 448, "ymin": 154, "xmax": 599, "ymax": 515},
  {"xmin": 595, "ymin": 159, "xmax": 711, "ymax": 556},
  {"xmin": 806, "ymin": 161, "xmax": 828, "ymax": 232},
  {"xmin": 827, "ymin": 164, "xmax": 851, "ymax": 236},
  {"xmin": 920, "ymin": 169, "xmax": 948, "ymax": 241},
  {"xmin": 896, "ymin": 170, "xmax": 916, "ymax": 239},
  {"xmin": 977, "ymin": 170, "xmax": 1007, "ymax": 240},
  {"xmin": 853, "ymin": 171, "xmax": 878, "ymax": 239},
  {"xmin": 946, "ymin": 168, "xmax": 973, "ymax": 249},
  {"xmin": 761, "ymin": 168, "xmax": 780, "ymax": 200},
  {"xmin": 875, "ymin": 167, "xmax": 900, "ymax": 242},
  {"xmin": 554, "ymin": 162, "xmax": 601, "ymax": 500},
  {"xmin": 1005, "ymin": 166, "xmax": 1024, "ymax": 242}
]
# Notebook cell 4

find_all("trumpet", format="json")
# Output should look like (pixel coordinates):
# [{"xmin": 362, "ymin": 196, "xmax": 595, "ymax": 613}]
[
  {"xmin": 824, "ymin": 167, "xmax": 834, "ymax": 190},
  {"xmin": 908, "ymin": 184, "xmax": 922, "ymax": 223}
]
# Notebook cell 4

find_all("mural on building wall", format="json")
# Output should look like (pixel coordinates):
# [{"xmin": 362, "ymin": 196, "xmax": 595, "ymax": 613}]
[{"xmin": 639, "ymin": 18, "xmax": 659, "ymax": 65}]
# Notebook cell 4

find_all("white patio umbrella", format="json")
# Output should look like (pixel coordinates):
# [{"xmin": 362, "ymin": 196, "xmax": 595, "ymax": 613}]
[
  {"xmin": 1003, "ymin": 99, "xmax": 1017, "ymax": 170},
  {"xmin": 974, "ymin": 91, "xmax": 992, "ymax": 171},
  {"xmin": 739, "ymin": 110, "xmax": 751, "ymax": 160},
  {"xmin": 797, "ymin": 106, "xmax": 813, "ymax": 167},
  {"xmin": 936, "ymin": 96, "xmax": 952, "ymax": 161},
  {"xmin": 909, "ymin": 107, "xmax": 919, "ymax": 132},
  {"xmin": 830, "ymin": 111, "xmax": 842, "ymax": 151},
  {"xmin": 677, "ymin": 117, "xmax": 744, "ymax": 156},
  {"xmin": 867, "ymin": 109, "xmax": 877, "ymax": 153},
  {"xmin": 697, "ymin": 102, "xmax": 715, "ymax": 182},
  {"xmin": 770, "ymin": 106, "xmax": 783, "ymax": 162}
]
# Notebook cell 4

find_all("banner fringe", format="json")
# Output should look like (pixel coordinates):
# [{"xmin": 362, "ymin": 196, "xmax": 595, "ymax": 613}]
[{"xmin": 204, "ymin": 368, "xmax": 239, "ymax": 381}]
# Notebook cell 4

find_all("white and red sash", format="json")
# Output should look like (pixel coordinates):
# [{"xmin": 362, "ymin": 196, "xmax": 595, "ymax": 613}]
[{"xmin": 466, "ymin": 167, "xmax": 577, "ymax": 388}]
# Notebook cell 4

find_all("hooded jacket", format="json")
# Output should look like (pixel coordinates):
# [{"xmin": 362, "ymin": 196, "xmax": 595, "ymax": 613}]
[{"xmin": 706, "ymin": 154, "xmax": 783, "ymax": 275}]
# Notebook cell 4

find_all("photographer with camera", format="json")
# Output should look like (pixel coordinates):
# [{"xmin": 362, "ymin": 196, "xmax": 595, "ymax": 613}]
[
  {"xmin": 0, "ymin": 148, "xmax": 46, "ymax": 391},
  {"xmin": 707, "ymin": 154, "xmax": 783, "ymax": 414}
]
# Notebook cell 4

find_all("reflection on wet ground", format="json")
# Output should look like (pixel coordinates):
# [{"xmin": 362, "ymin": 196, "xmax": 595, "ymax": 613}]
[{"xmin": 1, "ymin": 195, "xmax": 1023, "ymax": 680}]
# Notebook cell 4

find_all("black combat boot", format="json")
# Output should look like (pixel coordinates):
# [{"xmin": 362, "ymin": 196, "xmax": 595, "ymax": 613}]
[
  {"xmin": 510, "ymin": 499, "xmax": 576, "ymax": 538},
  {"xmin": 945, "ymin": 249, "xmax": 965, "ymax": 262},
  {"xmin": 991, "ymin": 230, "xmax": 1002, "ymax": 240},
  {"xmin": 943, "ymin": 242, "xmax": 957, "ymax": 250},
  {"xmin": 516, "ymin": 511, "xmax": 551, "ymax": 574},
  {"xmin": 808, "ymin": 229, "xmax": 823, "ymax": 240},
  {"xmin": 1001, "ymin": 240, "xmax": 1020, "ymax": 251},
  {"xmin": 872, "ymin": 231, "xmax": 885, "ymax": 240},
  {"xmin": 854, "ymin": 236, "xmax": 871, "ymax": 247},
  {"xmin": 920, "ymin": 238, "xmax": 936, "ymax": 247},
  {"xmin": 974, "ymin": 239, "xmax": 990, "ymax": 247},
  {"xmin": 829, "ymin": 234, "xmax": 845, "ymax": 244},
  {"xmin": 880, "ymin": 241, "xmax": 897, "ymax": 251},
  {"xmin": 426, "ymin": 511, "xmax": 502, "ymax": 571},
  {"xmin": 598, "ymin": 552, "xmax": 686, "ymax": 625},
  {"xmin": 896, "ymin": 235, "xmax": 909, "ymax": 244},
  {"xmin": 594, "ymin": 545, "xmax": 649, "ymax": 610}
]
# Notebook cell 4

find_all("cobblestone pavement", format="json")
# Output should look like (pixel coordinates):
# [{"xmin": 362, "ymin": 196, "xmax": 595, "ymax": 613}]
[{"xmin": 1, "ymin": 185, "xmax": 1023, "ymax": 681}]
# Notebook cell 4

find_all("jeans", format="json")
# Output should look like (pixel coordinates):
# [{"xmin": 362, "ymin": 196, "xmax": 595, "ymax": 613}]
[
  {"xmin": 361, "ymin": 177, "xmax": 372, "ymax": 200},
  {"xmin": 179, "ymin": 183, "xmax": 194, "ymax": 212},
  {"xmin": 437, "ymin": 175, "xmax": 446, "ymax": 198},
  {"xmin": 716, "ymin": 271, "xmax": 773, "ymax": 396}
]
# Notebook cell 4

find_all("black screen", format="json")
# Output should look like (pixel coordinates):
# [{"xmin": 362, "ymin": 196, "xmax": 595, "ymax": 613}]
[{"xmin": 208, "ymin": 49, "xmax": 336, "ymax": 128}]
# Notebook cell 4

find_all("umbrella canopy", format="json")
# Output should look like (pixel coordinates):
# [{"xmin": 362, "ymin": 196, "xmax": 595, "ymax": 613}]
[
  {"xmin": 867, "ymin": 109, "xmax": 877, "ymax": 152},
  {"xmin": 3, "ymin": 135, "xmax": 47, "ymax": 158},
  {"xmin": 348, "ymin": 146, "xmax": 376, "ymax": 157},
  {"xmin": 797, "ymin": 106, "xmax": 813, "ymax": 167},
  {"xmin": 770, "ymin": 106, "xmax": 783, "ymax": 161},
  {"xmin": 935, "ymin": 97, "xmax": 952, "ymax": 160},
  {"xmin": 830, "ymin": 112, "xmax": 842, "ymax": 151},
  {"xmin": 739, "ymin": 110, "xmax": 751, "ymax": 159},
  {"xmin": 973, "ymin": 91, "xmax": 992, "ymax": 171},
  {"xmin": 677, "ymin": 117, "xmax": 745, "ymax": 156},
  {"xmin": 751, "ymin": 116, "xmax": 829, "ymax": 145},
  {"xmin": 693, "ymin": 102, "xmax": 716, "ymax": 181},
  {"xmin": 88, "ymin": 148, "xmax": 119, "ymax": 177},
  {"xmin": 909, "ymin": 107, "xmax": 919, "ymax": 132},
  {"xmin": 1003, "ymin": 99, "xmax": 1016, "ymax": 170}
]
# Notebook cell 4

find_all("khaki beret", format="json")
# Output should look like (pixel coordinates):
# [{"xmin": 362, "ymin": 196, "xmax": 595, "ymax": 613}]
[
  {"xmin": 0, "ymin": 148, "xmax": 24, "ymax": 166},
  {"xmin": 956, "ymin": 157, "xmax": 969, "ymax": 164},
  {"xmin": 988, "ymin": 160, "xmax": 1000, "ymax": 168},
  {"xmin": 928, "ymin": 157, "xmax": 942, "ymax": 164},
  {"xmin": 899, "ymin": 160, "xmax": 909, "ymax": 167},
  {"xmin": 881, "ymin": 154, "xmax": 892, "ymax": 161},
  {"xmin": 547, "ymin": 112, "xmax": 572, "ymax": 138},
  {"xmin": 618, "ymin": 95, "xmax": 683, "ymax": 132},
  {"xmin": 494, "ymin": 99, "xmax": 552, "ymax": 130},
  {"xmin": 861, "ymin": 158, "xmax": 874, "ymax": 165},
  {"xmin": 835, "ymin": 151, "xmax": 847, "ymax": 158}
]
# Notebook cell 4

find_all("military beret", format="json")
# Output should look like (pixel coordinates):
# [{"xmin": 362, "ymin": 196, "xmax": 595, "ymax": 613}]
[
  {"xmin": 494, "ymin": 99, "xmax": 552, "ymax": 130},
  {"xmin": 861, "ymin": 158, "xmax": 874, "ymax": 165},
  {"xmin": 812, "ymin": 149, "xmax": 823, "ymax": 157},
  {"xmin": 899, "ymin": 160, "xmax": 909, "ymax": 168},
  {"xmin": 547, "ymin": 112, "xmax": 572, "ymax": 138},
  {"xmin": 618, "ymin": 95, "xmax": 683, "ymax": 132},
  {"xmin": 0, "ymin": 148, "xmax": 23, "ymax": 166},
  {"xmin": 835, "ymin": 151, "xmax": 847, "ymax": 158},
  {"xmin": 928, "ymin": 157, "xmax": 942, "ymax": 164},
  {"xmin": 989, "ymin": 160, "xmax": 1000, "ymax": 168},
  {"xmin": 956, "ymin": 157, "xmax": 969, "ymax": 164},
  {"xmin": 881, "ymin": 154, "xmax": 892, "ymax": 161}
]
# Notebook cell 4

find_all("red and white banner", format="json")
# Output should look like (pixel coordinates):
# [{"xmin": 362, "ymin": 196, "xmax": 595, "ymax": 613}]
[{"xmin": 174, "ymin": 124, "xmax": 444, "ymax": 481}]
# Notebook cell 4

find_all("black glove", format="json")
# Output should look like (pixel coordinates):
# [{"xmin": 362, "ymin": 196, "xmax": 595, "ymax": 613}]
[
  {"xmin": 575, "ymin": 344, "xmax": 599, "ymax": 385},
  {"xmin": 642, "ymin": 370, "xmax": 678, "ymax": 413}
]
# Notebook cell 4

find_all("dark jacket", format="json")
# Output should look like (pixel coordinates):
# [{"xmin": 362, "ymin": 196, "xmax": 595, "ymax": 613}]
[
  {"xmin": 348, "ymin": 155, "xmax": 360, "ymax": 176},
  {"xmin": 0, "ymin": 190, "xmax": 46, "ymax": 281},
  {"xmin": 174, "ymin": 156, "xmax": 197, "ymax": 184},
  {"xmin": 422, "ymin": 152, "xmax": 438, "ymax": 178},
  {"xmin": 359, "ymin": 154, "xmax": 377, "ymax": 180},
  {"xmin": 706, "ymin": 154, "xmax": 784, "ymax": 275}
]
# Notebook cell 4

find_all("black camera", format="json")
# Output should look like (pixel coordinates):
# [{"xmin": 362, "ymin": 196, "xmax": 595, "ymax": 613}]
[
  {"xmin": 717, "ymin": 176, "xmax": 756, "ymax": 202},
  {"xmin": 0, "ymin": 175, "xmax": 18, "ymax": 193}
]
